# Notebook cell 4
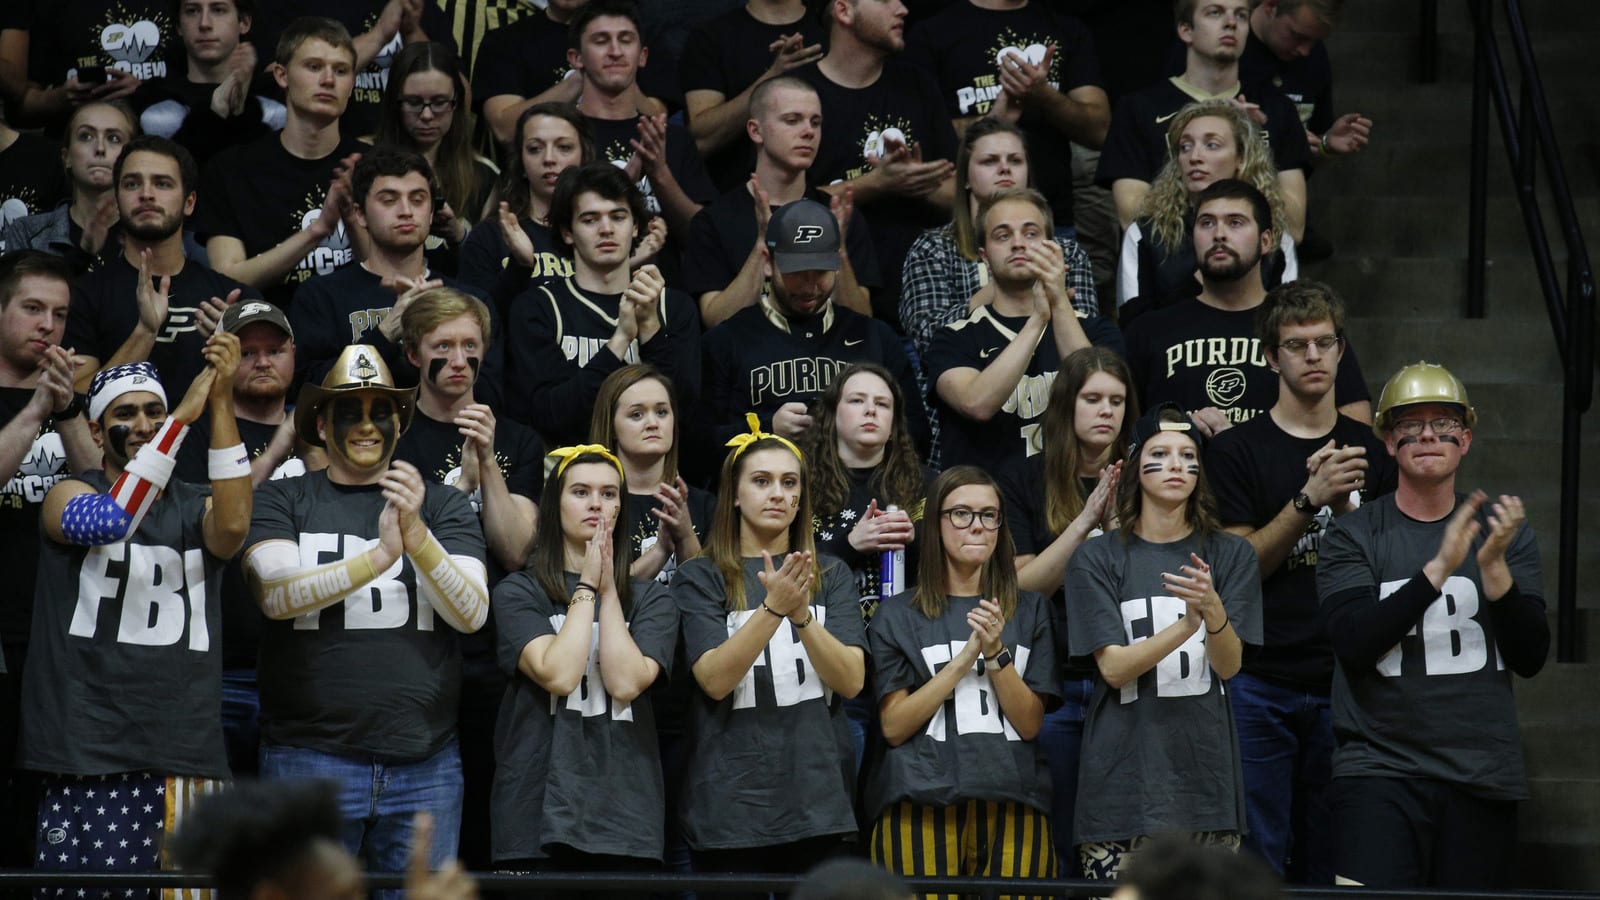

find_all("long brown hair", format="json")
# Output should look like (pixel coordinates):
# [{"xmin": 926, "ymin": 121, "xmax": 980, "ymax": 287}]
[
  {"xmin": 1138, "ymin": 100, "xmax": 1285, "ymax": 253},
  {"xmin": 704, "ymin": 439, "xmax": 820, "ymax": 611},
  {"xmin": 497, "ymin": 102, "xmax": 595, "ymax": 221},
  {"xmin": 589, "ymin": 364, "xmax": 682, "ymax": 484},
  {"xmin": 529, "ymin": 451, "xmax": 634, "ymax": 613},
  {"xmin": 1114, "ymin": 407, "xmax": 1220, "ymax": 542},
  {"xmin": 911, "ymin": 466, "xmax": 1019, "ymax": 621},
  {"xmin": 377, "ymin": 42, "xmax": 485, "ymax": 222},
  {"xmin": 952, "ymin": 118, "xmax": 1030, "ymax": 261},
  {"xmin": 1042, "ymin": 348, "xmax": 1137, "ymax": 534},
  {"xmin": 801, "ymin": 364, "xmax": 924, "ymax": 518}
]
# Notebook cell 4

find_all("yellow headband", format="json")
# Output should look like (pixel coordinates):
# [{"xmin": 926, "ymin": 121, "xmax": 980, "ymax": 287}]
[
  {"xmin": 548, "ymin": 444, "xmax": 624, "ymax": 479},
  {"xmin": 726, "ymin": 412, "xmax": 803, "ymax": 461}
]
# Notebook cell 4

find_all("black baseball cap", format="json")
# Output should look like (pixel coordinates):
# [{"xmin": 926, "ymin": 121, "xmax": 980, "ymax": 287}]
[
  {"xmin": 766, "ymin": 199, "xmax": 841, "ymax": 273},
  {"xmin": 221, "ymin": 300, "xmax": 294, "ymax": 340}
]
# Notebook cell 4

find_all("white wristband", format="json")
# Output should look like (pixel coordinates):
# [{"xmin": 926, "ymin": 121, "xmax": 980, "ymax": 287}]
[{"xmin": 209, "ymin": 443, "xmax": 251, "ymax": 480}]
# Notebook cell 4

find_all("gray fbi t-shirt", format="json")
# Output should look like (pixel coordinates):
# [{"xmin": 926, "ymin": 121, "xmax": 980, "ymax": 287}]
[
  {"xmin": 1065, "ymin": 530, "xmax": 1262, "ymax": 844},
  {"xmin": 1316, "ymin": 493, "xmax": 1540, "ymax": 801},
  {"xmin": 674, "ymin": 554, "xmax": 865, "ymax": 850}
]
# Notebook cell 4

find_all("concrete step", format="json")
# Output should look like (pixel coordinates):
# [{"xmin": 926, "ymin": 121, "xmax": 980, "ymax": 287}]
[
  {"xmin": 1313, "ymin": 140, "xmax": 1600, "ymax": 198},
  {"xmin": 1311, "ymin": 193, "xmax": 1600, "ymax": 260},
  {"xmin": 1517, "ymin": 837, "xmax": 1600, "ymax": 891},
  {"xmin": 1327, "ymin": 31, "xmax": 1600, "ymax": 86},
  {"xmin": 1522, "ymin": 775, "xmax": 1600, "ymax": 848},
  {"xmin": 1518, "ymin": 660, "xmax": 1600, "ymax": 723},
  {"xmin": 1340, "ymin": 0, "xmax": 1600, "ymax": 33},
  {"xmin": 1324, "ymin": 82, "xmax": 1600, "ymax": 147},
  {"xmin": 1304, "ymin": 257, "xmax": 1571, "ymax": 321},
  {"xmin": 1343, "ymin": 317, "xmax": 1565, "ymax": 382}
]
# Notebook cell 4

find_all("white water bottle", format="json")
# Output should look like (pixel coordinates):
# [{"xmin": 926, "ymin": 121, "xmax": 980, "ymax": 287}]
[{"xmin": 879, "ymin": 504, "xmax": 905, "ymax": 599}]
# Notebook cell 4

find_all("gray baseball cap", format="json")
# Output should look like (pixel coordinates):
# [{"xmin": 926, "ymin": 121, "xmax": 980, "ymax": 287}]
[
  {"xmin": 221, "ymin": 300, "xmax": 294, "ymax": 340},
  {"xmin": 766, "ymin": 199, "xmax": 841, "ymax": 273}
]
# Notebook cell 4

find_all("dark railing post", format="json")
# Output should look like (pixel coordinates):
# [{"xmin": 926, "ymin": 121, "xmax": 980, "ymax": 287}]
[
  {"xmin": 1466, "ymin": 0, "xmax": 1490, "ymax": 318},
  {"xmin": 1418, "ymin": 0, "xmax": 1439, "ymax": 82}
]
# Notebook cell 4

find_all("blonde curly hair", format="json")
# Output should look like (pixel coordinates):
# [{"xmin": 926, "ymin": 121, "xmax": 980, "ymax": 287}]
[{"xmin": 1138, "ymin": 100, "xmax": 1286, "ymax": 253}]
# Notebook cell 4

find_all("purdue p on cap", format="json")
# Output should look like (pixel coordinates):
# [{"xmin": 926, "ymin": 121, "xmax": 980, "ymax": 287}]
[
  {"xmin": 766, "ymin": 199, "xmax": 841, "ymax": 273},
  {"xmin": 221, "ymin": 300, "xmax": 295, "ymax": 340}
]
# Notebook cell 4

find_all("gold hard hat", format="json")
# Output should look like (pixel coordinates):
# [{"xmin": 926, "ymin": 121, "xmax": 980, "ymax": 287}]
[
  {"xmin": 1373, "ymin": 360, "xmax": 1477, "ymax": 437},
  {"xmin": 295, "ymin": 345, "xmax": 417, "ymax": 448}
]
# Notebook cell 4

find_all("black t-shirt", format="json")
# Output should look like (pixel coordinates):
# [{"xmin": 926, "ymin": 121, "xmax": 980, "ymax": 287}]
[
  {"xmin": 1163, "ymin": 35, "xmax": 1334, "ymax": 135},
  {"xmin": 1096, "ymin": 77, "xmax": 1310, "ymax": 188},
  {"xmin": 810, "ymin": 467, "xmax": 930, "ymax": 626},
  {"xmin": 583, "ymin": 114, "xmax": 718, "ymax": 285},
  {"xmin": 456, "ymin": 215, "xmax": 574, "ymax": 323},
  {"xmin": 1120, "ymin": 214, "xmax": 1292, "ymax": 318},
  {"xmin": 469, "ymin": 12, "xmax": 572, "ymax": 113},
  {"xmin": 629, "ymin": 484, "xmax": 714, "ymax": 742},
  {"xmin": 906, "ymin": 1, "xmax": 1101, "ymax": 224},
  {"xmin": 1206, "ymin": 413, "xmax": 1395, "ymax": 689},
  {"xmin": 503, "ymin": 276, "xmax": 702, "ymax": 447},
  {"xmin": 245, "ymin": 470, "xmax": 486, "ymax": 760},
  {"xmin": 0, "ymin": 389, "xmax": 81, "ymax": 651},
  {"xmin": 865, "ymin": 589, "xmax": 1059, "ymax": 818},
  {"xmin": 674, "ymin": 554, "xmax": 865, "ymax": 850},
  {"xmin": 0, "ymin": 133, "xmax": 68, "ymax": 251},
  {"xmin": 490, "ymin": 572, "xmax": 677, "ymax": 862},
  {"xmin": 174, "ymin": 415, "xmax": 305, "ymax": 671},
  {"xmin": 192, "ymin": 133, "xmax": 369, "ymax": 308},
  {"xmin": 1122, "ymin": 297, "xmax": 1369, "ymax": 427},
  {"xmin": 133, "ymin": 77, "xmax": 287, "ymax": 170},
  {"xmin": 67, "ymin": 253, "xmax": 261, "ymax": 396},
  {"xmin": 699, "ymin": 299, "xmax": 930, "ymax": 453},
  {"xmin": 677, "ymin": 5, "xmax": 829, "ymax": 194},
  {"xmin": 19, "ymin": 472, "xmax": 229, "ymax": 778},
  {"xmin": 793, "ymin": 60, "xmax": 959, "ymax": 322},
  {"xmin": 683, "ymin": 185, "xmax": 881, "ymax": 299},
  {"xmin": 27, "ymin": 0, "xmax": 178, "ymax": 90}
]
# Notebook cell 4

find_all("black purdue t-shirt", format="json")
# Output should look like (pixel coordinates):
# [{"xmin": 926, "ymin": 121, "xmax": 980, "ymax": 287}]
[
  {"xmin": 67, "ymin": 254, "xmax": 261, "ymax": 396},
  {"xmin": 677, "ymin": 5, "xmax": 829, "ymax": 194},
  {"xmin": 20, "ymin": 472, "xmax": 228, "ymax": 778},
  {"xmin": 865, "ymin": 589, "xmax": 1058, "ymax": 818},
  {"xmin": 674, "ymin": 554, "xmax": 865, "ymax": 850},
  {"xmin": 457, "ymin": 215, "xmax": 574, "ymax": 323},
  {"xmin": 133, "ymin": 77, "xmax": 287, "ymax": 170},
  {"xmin": 469, "ymin": 12, "xmax": 573, "ymax": 113},
  {"xmin": 1122, "ymin": 296, "xmax": 1369, "ymax": 427},
  {"xmin": 905, "ymin": 1, "xmax": 1101, "ymax": 225},
  {"xmin": 0, "ymin": 389, "xmax": 80, "ymax": 654},
  {"xmin": 490, "ymin": 572, "xmax": 677, "ymax": 862},
  {"xmin": 583, "ymin": 114, "xmax": 718, "ymax": 285},
  {"xmin": 1206, "ymin": 413, "xmax": 1394, "ymax": 689},
  {"xmin": 27, "ymin": 0, "xmax": 177, "ymax": 91},
  {"xmin": 193, "ymin": 133, "xmax": 369, "ymax": 308},
  {"xmin": 245, "ymin": 470, "xmax": 486, "ymax": 760},
  {"xmin": 0, "ymin": 133, "xmax": 67, "ymax": 250},
  {"xmin": 1096, "ymin": 77, "xmax": 1310, "ymax": 188}
]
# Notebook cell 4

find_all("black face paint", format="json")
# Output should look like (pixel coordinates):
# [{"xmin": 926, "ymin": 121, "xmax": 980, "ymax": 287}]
[
  {"xmin": 108, "ymin": 425, "xmax": 131, "ymax": 460},
  {"xmin": 1438, "ymin": 434, "xmax": 1462, "ymax": 446},
  {"xmin": 1141, "ymin": 462, "xmax": 1163, "ymax": 475},
  {"xmin": 1395, "ymin": 435, "xmax": 1420, "ymax": 449},
  {"xmin": 327, "ymin": 394, "xmax": 400, "ymax": 468},
  {"xmin": 1185, "ymin": 464, "xmax": 1200, "ymax": 474},
  {"xmin": 426, "ymin": 356, "xmax": 482, "ymax": 386}
]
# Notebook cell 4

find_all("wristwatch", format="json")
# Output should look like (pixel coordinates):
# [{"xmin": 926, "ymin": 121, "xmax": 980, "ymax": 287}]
[
  {"xmin": 990, "ymin": 647, "xmax": 1014, "ymax": 671},
  {"xmin": 1292, "ymin": 492, "xmax": 1315, "ymax": 514},
  {"xmin": 55, "ymin": 394, "xmax": 85, "ymax": 420}
]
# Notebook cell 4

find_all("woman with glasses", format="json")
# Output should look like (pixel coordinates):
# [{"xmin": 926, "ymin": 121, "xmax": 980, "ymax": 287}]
[
  {"xmin": 375, "ymin": 42, "xmax": 495, "ymax": 274},
  {"xmin": 672, "ymin": 417, "xmax": 865, "ymax": 888},
  {"xmin": 1064, "ymin": 404, "xmax": 1262, "ymax": 879},
  {"xmin": 865, "ymin": 466, "xmax": 1060, "ymax": 883}
]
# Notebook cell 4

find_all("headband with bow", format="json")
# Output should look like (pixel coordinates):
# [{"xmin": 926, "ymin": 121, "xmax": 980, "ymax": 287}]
[
  {"xmin": 725, "ymin": 412, "xmax": 803, "ymax": 461},
  {"xmin": 547, "ymin": 444, "xmax": 625, "ymax": 479}
]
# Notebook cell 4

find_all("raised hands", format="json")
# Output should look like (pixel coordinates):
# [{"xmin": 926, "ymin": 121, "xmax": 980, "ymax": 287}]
[
  {"xmin": 1476, "ymin": 493, "xmax": 1525, "ymax": 571},
  {"xmin": 404, "ymin": 812, "xmax": 477, "ymax": 900},
  {"xmin": 965, "ymin": 597, "xmax": 1007, "ymax": 658},
  {"xmin": 380, "ymin": 460, "xmax": 431, "ymax": 552},
  {"xmin": 1303, "ymin": 439, "xmax": 1368, "ymax": 513},
  {"xmin": 29, "ymin": 345, "xmax": 78, "ymax": 419},
  {"xmin": 497, "ymin": 201, "xmax": 537, "ymax": 267},
  {"xmin": 628, "ymin": 217, "xmax": 668, "ymax": 270},
  {"xmin": 624, "ymin": 263, "xmax": 667, "ymax": 340},
  {"xmin": 1080, "ymin": 461, "xmax": 1121, "ymax": 530},
  {"xmin": 764, "ymin": 32, "xmax": 825, "ymax": 79},
  {"xmin": 1163, "ymin": 552, "xmax": 1226, "ymax": 632},
  {"xmin": 995, "ymin": 45, "xmax": 1056, "ymax": 104},
  {"xmin": 651, "ymin": 476, "xmax": 697, "ymax": 550},
  {"xmin": 871, "ymin": 141, "xmax": 953, "ymax": 200},
  {"xmin": 757, "ymin": 549, "xmax": 815, "ymax": 619},
  {"xmin": 1318, "ymin": 113, "xmax": 1373, "ymax": 155},
  {"xmin": 848, "ymin": 499, "xmax": 916, "ymax": 554},
  {"xmin": 135, "ymin": 248, "xmax": 172, "ymax": 334}
]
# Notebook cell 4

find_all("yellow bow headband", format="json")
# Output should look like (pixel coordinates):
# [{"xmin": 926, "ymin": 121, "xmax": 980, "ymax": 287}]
[
  {"xmin": 547, "ymin": 444, "xmax": 624, "ymax": 479},
  {"xmin": 725, "ymin": 412, "xmax": 804, "ymax": 461}
]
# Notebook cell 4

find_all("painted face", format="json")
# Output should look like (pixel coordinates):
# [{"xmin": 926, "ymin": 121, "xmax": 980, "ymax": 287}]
[
  {"xmin": 234, "ymin": 323, "xmax": 294, "ymax": 402},
  {"xmin": 359, "ymin": 171, "xmax": 432, "ymax": 254},
  {"xmin": 569, "ymin": 15, "xmax": 646, "ymax": 96},
  {"xmin": 754, "ymin": 86, "xmax": 822, "ymax": 173},
  {"xmin": 1385, "ymin": 401, "xmax": 1471, "ymax": 482},
  {"xmin": 398, "ymin": 69, "xmax": 457, "ymax": 149},
  {"xmin": 0, "ymin": 275, "xmax": 70, "ymax": 376},
  {"xmin": 834, "ymin": 370, "xmax": 894, "ymax": 456},
  {"xmin": 847, "ymin": 0, "xmax": 909, "ymax": 54},
  {"xmin": 612, "ymin": 377, "xmax": 674, "ymax": 461},
  {"xmin": 1176, "ymin": 115, "xmax": 1240, "ymax": 193},
  {"xmin": 939, "ymin": 483, "xmax": 1001, "ymax": 570},
  {"xmin": 410, "ymin": 313, "xmax": 483, "ymax": 401},
  {"xmin": 321, "ymin": 392, "xmax": 400, "ymax": 472},
  {"xmin": 1138, "ymin": 430, "xmax": 1200, "ymax": 505},
  {"xmin": 64, "ymin": 105, "xmax": 133, "ymax": 192},
  {"xmin": 278, "ymin": 37, "xmax": 355, "ymax": 122},
  {"xmin": 980, "ymin": 196, "xmax": 1049, "ymax": 284},
  {"xmin": 179, "ymin": 0, "xmax": 248, "ymax": 67},
  {"xmin": 95, "ymin": 391, "xmax": 167, "ymax": 468},
  {"xmin": 564, "ymin": 190, "xmax": 636, "ymax": 270},
  {"xmin": 1256, "ymin": 1, "xmax": 1331, "ymax": 61},
  {"xmin": 117, "ymin": 150, "xmax": 192, "ymax": 242},
  {"xmin": 966, "ymin": 132, "xmax": 1028, "ymax": 202},
  {"xmin": 1181, "ymin": 1, "xmax": 1251, "ymax": 63},
  {"xmin": 1073, "ymin": 370, "xmax": 1128, "ymax": 455},
  {"xmin": 1271, "ymin": 318, "xmax": 1342, "ymax": 400},
  {"xmin": 559, "ymin": 461, "xmax": 623, "ymax": 545},
  {"xmin": 734, "ymin": 446, "xmax": 803, "ymax": 536},
  {"xmin": 521, "ymin": 115, "xmax": 584, "ymax": 206},
  {"xmin": 1194, "ymin": 197, "xmax": 1266, "ymax": 281}
]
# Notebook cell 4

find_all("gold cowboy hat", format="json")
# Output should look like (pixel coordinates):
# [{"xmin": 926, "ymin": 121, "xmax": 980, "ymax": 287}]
[{"xmin": 295, "ymin": 345, "xmax": 417, "ymax": 448}]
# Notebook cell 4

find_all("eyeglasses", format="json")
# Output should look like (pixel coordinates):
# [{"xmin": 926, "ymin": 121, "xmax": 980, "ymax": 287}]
[
  {"xmin": 941, "ymin": 507, "xmax": 1002, "ymax": 531},
  {"xmin": 1391, "ymin": 416, "xmax": 1464, "ymax": 437},
  {"xmin": 1278, "ymin": 335, "xmax": 1343, "ymax": 356},
  {"xmin": 400, "ymin": 96, "xmax": 457, "ymax": 115}
]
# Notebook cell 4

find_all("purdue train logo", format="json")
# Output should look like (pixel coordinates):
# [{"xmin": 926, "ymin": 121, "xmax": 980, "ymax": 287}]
[
  {"xmin": 1205, "ymin": 367, "xmax": 1248, "ymax": 408},
  {"xmin": 349, "ymin": 352, "xmax": 380, "ymax": 383}
]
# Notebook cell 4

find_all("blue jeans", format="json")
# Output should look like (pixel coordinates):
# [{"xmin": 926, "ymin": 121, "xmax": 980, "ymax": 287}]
[
  {"xmin": 260, "ymin": 740, "xmax": 462, "ymax": 899},
  {"xmin": 1038, "ymin": 676, "xmax": 1092, "ymax": 860},
  {"xmin": 1229, "ymin": 672, "xmax": 1334, "ymax": 884},
  {"xmin": 221, "ymin": 670, "xmax": 260, "ymax": 776}
]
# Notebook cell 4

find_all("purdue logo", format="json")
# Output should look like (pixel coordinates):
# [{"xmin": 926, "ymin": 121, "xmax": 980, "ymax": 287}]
[
  {"xmin": 792, "ymin": 225, "xmax": 825, "ymax": 244},
  {"xmin": 1205, "ymin": 367, "xmax": 1248, "ymax": 408},
  {"xmin": 350, "ymin": 353, "xmax": 379, "ymax": 382},
  {"xmin": 237, "ymin": 301, "xmax": 272, "ymax": 318}
]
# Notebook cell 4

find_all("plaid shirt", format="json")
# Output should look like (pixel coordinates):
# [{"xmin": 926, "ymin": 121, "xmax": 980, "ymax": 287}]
[{"xmin": 898, "ymin": 224, "xmax": 1100, "ymax": 467}]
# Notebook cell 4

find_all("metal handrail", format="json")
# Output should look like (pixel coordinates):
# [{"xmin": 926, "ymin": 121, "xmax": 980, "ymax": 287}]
[{"xmin": 1456, "ymin": 0, "xmax": 1596, "ymax": 662}]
